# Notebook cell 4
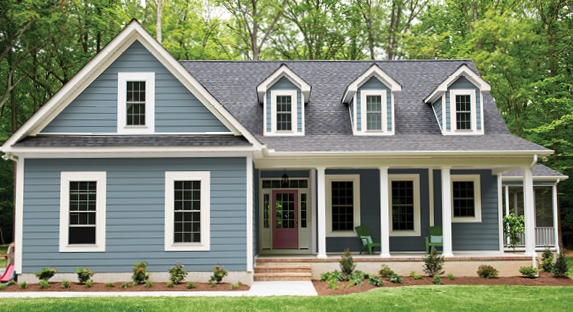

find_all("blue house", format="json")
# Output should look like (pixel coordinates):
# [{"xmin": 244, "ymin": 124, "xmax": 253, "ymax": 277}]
[{"xmin": 1, "ymin": 21, "xmax": 565, "ymax": 284}]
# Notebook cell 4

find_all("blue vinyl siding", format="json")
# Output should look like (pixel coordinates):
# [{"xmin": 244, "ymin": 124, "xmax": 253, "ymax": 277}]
[
  {"xmin": 445, "ymin": 76, "xmax": 481, "ymax": 132},
  {"xmin": 265, "ymin": 77, "xmax": 302, "ymax": 133},
  {"xmin": 432, "ymin": 97, "xmax": 443, "ymax": 129},
  {"xmin": 356, "ymin": 77, "xmax": 392, "ymax": 132},
  {"xmin": 22, "ymin": 157, "xmax": 247, "ymax": 273},
  {"xmin": 42, "ymin": 41, "xmax": 229, "ymax": 134}
]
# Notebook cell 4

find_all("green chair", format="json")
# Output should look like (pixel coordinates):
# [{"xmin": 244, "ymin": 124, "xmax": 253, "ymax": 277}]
[
  {"xmin": 355, "ymin": 226, "xmax": 382, "ymax": 255},
  {"xmin": 425, "ymin": 226, "xmax": 443, "ymax": 254}
]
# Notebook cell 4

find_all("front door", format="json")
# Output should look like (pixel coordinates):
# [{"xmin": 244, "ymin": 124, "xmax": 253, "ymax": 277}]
[{"xmin": 272, "ymin": 190, "xmax": 298, "ymax": 249}]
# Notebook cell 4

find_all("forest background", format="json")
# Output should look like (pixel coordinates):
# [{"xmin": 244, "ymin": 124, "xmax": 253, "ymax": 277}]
[{"xmin": 1, "ymin": 0, "xmax": 572, "ymax": 247}]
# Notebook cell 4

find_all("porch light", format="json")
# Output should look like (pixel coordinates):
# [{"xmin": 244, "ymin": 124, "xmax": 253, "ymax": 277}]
[{"xmin": 281, "ymin": 171, "xmax": 289, "ymax": 188}]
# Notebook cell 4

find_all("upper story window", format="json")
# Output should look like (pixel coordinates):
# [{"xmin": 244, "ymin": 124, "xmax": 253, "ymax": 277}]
[
  {"xmin": 276, "ymin": 95, "xmax": 293, "ymax": 131},
  {"xmin": 450, "ymin": 89, "xmax": 477, "ymax": 133},
  {"xmin": 455, "ymin": 94, "xmax": 471, "ymax": 130},
  {"xmin": 118, "ymin": 72, "xmax": 155, "ymax": 134},
  {"xmin": 366, "ymin": 95, "xmax": 383, "ymax": 131}
]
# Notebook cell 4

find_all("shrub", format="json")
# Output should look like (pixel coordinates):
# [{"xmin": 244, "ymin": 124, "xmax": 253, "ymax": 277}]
[
  {"xmin": 120, "ymin": 282, "xmax": 131, "ymax": 289},
  {"xmin": 34, "ymin": 268, "xmax": 59, "ymax": 281},
  {"xmin": 7, "ymin": 280, "xmax": 16, "ymax": 286},
  {"xmin": 503, "ymin": 213, "xmax": 525, "ymax": 250},
  {"xmin": 477, "ymin": 265, "xmax": 499, "ymax": 279},
  {"xmin": 319, "ymin": 271, "xmax": 344, "ymax": 282},
  {"xmin": 0, "ymin": 284, "xmax": 5, "ymax": 290},
  {"xmin": 432, "ymin": 276, "xmax": 442, "ymax": 285},
  {"xmin": 447, "ymin": 273, "xmax": 455, "ymax": 280},
  {"xmin": 187, "ymin": 281, "xmax": 196, "ymax": 289},
  {"xmin": 367, "ymin": 275, "xmax": 384, "ymax": 287},
  {"xmin": 105, "ymin": 282, "xmax": 114, "ymax": 287},
  {"xmin": 553, "ymin": 252, "xmax": 569, "ymax": 277},
  {"xmin": 541, "ymin": 248, "xmax": 554, "ymax": 272},
  {"xmin": 414, "ymin": 275, "xmax": 422, "ymax": 280},
  {"xmin": 75, "ymin": 268, "xmax": 95, "ymax": 284},
  {"xmin": 62, "ymin": 280, "xmax": 71, "ymax": 289},
  {"xmin": 347, "ymin": 271, "xmax": 366, "ymax": 286},
  {"xmin": 379, "ymin": 264, "xmax": 395, "ymax": 278},
  {"xmin": 145, "ymin": 280, "xmax": 153, "ymax": 288},
  {"xmin": 339, "ymin": 249, "xmax": 356, "ymax": 278},
  {"xmin": 169, "ymin": 261, "xmax": 188, "ymax": 284},
  {"xmin": 85, "ymin": 280, "xmax": 93, "ymax": 288},
  {"xmin": 423, "ymin": 249, "xmax": 445, "ymax": 277},
  {"xmin": 237, "ymin": 281, "xmax": 243, "ymax": 286},
  {"xmin": 389, "ymin": 273, "xmax": 403, "ymax": 284},
  {"xmin": 409, "ymin": 271, "xmax": 416, "ymax": 277},
  {"xmin": 210, "ymin": 280, "xmax": 216, "ymax": 287},
  {"xmin": 519, "ymin": 266, "xmax": 538, "ymax": 278},
  {"xmin": 39, "ymin": 280, "xmax": 49, "ymax": 289},
  {"xmin": 19, "ymin": 282, "xmax": 27, "ymax": 289},
  {"xmin": 210, "ymin": 265, "xmax": 228, "ymax": 284},
  {"xmin": 327, "ymin": 279, "xmax": 339, "ymax": 290},
  {"xmin": 132, "ymin": 262, "xmax": 150, "ymax": 285},
  {"xmin": 229, "ymin": 283, "xmax": 238, "ymax": 289},
  {"xmin": 167, "ymin": 281, "xmax": 174, "ymax": 288}
]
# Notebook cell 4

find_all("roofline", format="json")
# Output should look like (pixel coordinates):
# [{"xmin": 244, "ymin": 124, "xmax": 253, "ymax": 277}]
[
  {"xmin": 502, "ymin": 176, "xmax": 568, "ymax": 181},
  {"xmin": 179, "ymin": 59, "xmax": 477, "ymax": 63},
  {"xmin": 341, "ymin": 63, "xmax": 402, "ymax": 103},
  {"xmin": 256, "ymin": 64, "xmax": 312, "ymax": 104},
  {"xmin": 424, "ymin": 64, "xmax": 491, "ymax": 104},
  {"xmin": 265, "ymin": 150, "xmax": 553, "ymax": 157}
]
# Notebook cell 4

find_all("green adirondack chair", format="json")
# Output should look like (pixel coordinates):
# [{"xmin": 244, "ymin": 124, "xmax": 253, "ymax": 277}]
[
  {"xmin": 355, "ymin": 226, "xmax": 382, "ymax": 255},
  {"xmin": 425, "ymin": 226, "xmax": 443, "ymax": 254}
]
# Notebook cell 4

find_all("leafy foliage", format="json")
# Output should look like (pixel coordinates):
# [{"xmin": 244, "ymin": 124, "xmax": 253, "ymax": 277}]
[
  {"xmin": 347, "ymin": 271, "xmax": 367, "ymax": 286},
  {"xmin": 432, "ymin": 276, "xmax": 442, "ymax": 285},
  {"xmin": 409, "ymin": 271, "xmax": 416, "ymax": 277},
  {"xmin": 75, "ymin": 268, "xmax": 95, "ymax": 284},
  {"xmin": 210, "ymin": 265, "xmax": 228, "ymax": 283},
  {"xmin": 414, "ymin": 275, "xmax": 422, "ymax": 280},
  {"xmin": 477, "ymin": 265, "xmax": 499, "ymax": 279},
  {"xmin": 339, "ymin": 249, "xmax": 356, "ymax": 278},
  {"xmin": 553, "ymin": 252, "xmax": 569, "ymax": 277},
  {"xmin": 62, "ymin": 280, "xmax": 71, "ymax": 289},
  {"xmin": 132, "ymin": 262, "xmax": 150, "ymax": 284},
  {"xmin": 320, "ymin": 270, "xmax": 344, "ymax": 282},
  {"xmin": 327, "ymin": 278, "xmax": 339, "ymax": 290},
  {"xmin": 519, "ymin": 266, "xmax": 538, "ymax": 278},
  {"xmin": 447, "ymin": 274, "xmax": 455, "ymax": 280},
  {"xmin": 423, "ymin": 249, "xmax": 445, "ymax": 277},
  {"xmin": 19, "ymin": 282, "xmax": 27, "ymax": 289},
  {"xmin": 105, "ymin": 282, "xmax": 114, "ymax": 287},
  {"xmin": 34, "ymin": 268, "xmax": 58, "ymax": 281},
  {"xmin": 0, "ymin": 284, "xmax": 5, "ymax": 290},
  {"xmin": 378, "ymin": 264, "xmax": 395, "ymax": 278},
  {"xmin": 39, "ymin": 279, "xmax": 49, "ymax": 289},
  {"xmin": 120, "ymin": 282, "xmax": 131, "ymax": 289},
  {"xmin": 85, "ymin": 280, "xmax": 93, "ymax": 288},
  {"xmin": 541, "ymin": 248, "xmax": 554, "ymax": 272},
  {"xmin": 168, "ymin": 261, "xmax": 188, "ymax": 284},
  {"xmin": 167, "ymin": 281, "xmax": 174, "ymax": 288},
  {"xmin": 367, "ymin": 275, "xmax": 384, "ymax": 287},
  {"xmin": 187, "ymin": 281, "xmax": 196, "ymax": 289},
  {"xmin": 388, "ymin": 273, "xmax": 403, "ymax": 284},
  {"xmin": 503, "ymin": 213, "xmax": 525, "ymax": 249},
  {"xmin": 145, "ymin": 280, "xmax": 153, "ymax": 288}
]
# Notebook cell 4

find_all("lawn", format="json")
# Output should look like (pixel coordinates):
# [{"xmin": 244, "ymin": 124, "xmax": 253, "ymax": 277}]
[
  {"xmin": 0, "ymin": 246, "xmax": 7, "ymax": 269},
  {"xmin": 568, "ymin": 257, "xmax": 573, "ymax": 277},
  {"xmin": 0, "ymin": 286, "xmax": 572, "ymax": 311}
]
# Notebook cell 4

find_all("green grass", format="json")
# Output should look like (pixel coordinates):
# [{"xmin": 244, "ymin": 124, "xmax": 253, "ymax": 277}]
[
  {"xmin": 0, "ymin": 246, "xmax": 7, "ymax": 269},
  {"xmin": 0, "ymin": 286, "xmax": 572, "ymax": 311},
  {"xmin": 567, "ymin": 257, "xmax": 573, "ymax": 277}
]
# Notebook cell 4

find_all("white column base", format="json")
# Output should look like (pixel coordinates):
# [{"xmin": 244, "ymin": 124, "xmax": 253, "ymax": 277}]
[{"xmin": 316, "ymin": 254, "xmax": 328, "ymax": 259}]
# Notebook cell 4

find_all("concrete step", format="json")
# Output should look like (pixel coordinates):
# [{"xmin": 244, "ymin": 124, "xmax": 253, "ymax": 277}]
[
  {"xmin": 254, "ymin": 272, "xmax": 312, "ymax": 281},
  {"xmin": 254, "ymin": 264, "xmax": 311, "ymax": 273}
]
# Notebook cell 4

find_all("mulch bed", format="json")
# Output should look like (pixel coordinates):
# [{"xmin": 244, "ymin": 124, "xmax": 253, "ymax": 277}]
[
  {"xmin": 313, "ymin": 272, "xmax": 573, "ymax": 296},
  {"xmin": 1, "ymin": 282, "xmax": 250, "ymax": 292}
]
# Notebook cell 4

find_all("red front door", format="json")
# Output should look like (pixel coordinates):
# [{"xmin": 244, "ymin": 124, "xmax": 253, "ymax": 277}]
[{"xmin": 272, "ymin": 190, "xmax": 298, "ymax": 249}]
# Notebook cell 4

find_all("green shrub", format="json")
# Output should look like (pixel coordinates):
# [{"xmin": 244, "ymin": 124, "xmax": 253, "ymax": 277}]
[
  {"xmin": 0, "ymin": 284, "xmax": 5, "ymax": 290},
  {"xmin": 414, "ymin": 275, "xmax": 422, "ymax": 280},
  {"xmin": 447, "ymin": 273, "xmax": 455, "ymax": 280},
  {"xmin": 339, "ymin": 249, "xmax": 356, "ymax": 278},
  {"xmin": 167, "ymin": 281, "xmax": 174, "ymax": 288},
  {"xmin": 19, "ymin": 282, "xmax": 27, "ymax": 289},
  {"xmin": 132, "ymin": 262, "xmax": 150, "ymax": 285},
  {"xmin": 477, "ymin": 265, "xmax": 499, "ymax": 279},
  {"xmin": 85, "ymin": 280, "xmax": 93, "ymax": 288},
  {"xmin": 423, "ymin": 249, "xmax": 445, "ymax": 277},
  {"xmin": 210, "ymin": 280, "xmax": 216, "ymax": 287},
  {"xmin": 145, "ymin": 280, "xmax": 153, "ymax": 288},
  {"xmin": 503, "ymin": 213, "xmax": 525, "ymax": 249},
  {"xmin": 409, "ymin": 271, "xmax": 416, "ymax": 277},
  {"xmin": 169, "ymin": 261, "xmax": 188, "ymax": 284},
  {"xmin": 120, "ymin": 282, "xmax": 131, "ymax": 289},
  {"xmin": 39, "ymin": 279, "xmax": 49, "ymax": 289},
  {"xmin": 237, "ymin": 281, "xmax": 243, "ymax": 286},
  {"xmin": 34, "ymin": 268, "xmax": 59, "ymax": 281},
  {"xmin": 105, "ymin": 282, "xmax": 114, "ymax": 287},
  {"xmin": 553, "ymin": 252, "xmax": 569, "ymax": 277},
  {"xmin": 186, "ymin": 281, "xmax": 196, "ymax": 289},
  {"xmin": 389, "ymin": 273, "xmax": 403, "ymax": 284},
  {"xmin": 379, "ymin": 264, "xmax": 395, "ymax": 277},
  {"xmin": 319, "ymin": 270, "xmax": 344, "ymax": 282},
  {"xmin": 62, "ymin": 280, "xmax": 71, "ymax": 289},
  {"xmin": 432, "ymin": 276, "xmax": 442, "ymax": 285},
  {"xmin": 7, "ymin": 280, "xmax": 16, "ymax": 286},
  {"xmin": 347, "ymin": 271, "xmax": 366, "ymax": 286},
  {"xmin": 229, "ymin": 283, "xmax": 238, "ymax": 289},
  {"xmin": 327, "ymin": 279, "xmax": 339, "ymax": 290},
  {"xmin": 75, "ymin": 268, "xmax": 95, "ymax": 284},
  {"xmin": 519, "ymin": 266, "xmax": 538, "ymax": 278},
  {"xmin": 367, "ymin": 275, "xmax": 384, "ymax": 287},
  {"xmin": 541, "ymin": 248, "xmax": 554, "ymax": 272},
  {"xmin": 210, "ymin": 265, "xmax": 228, "ymax": 284}
]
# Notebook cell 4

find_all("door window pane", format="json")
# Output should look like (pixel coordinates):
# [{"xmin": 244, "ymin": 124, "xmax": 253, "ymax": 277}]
[{"xmin": 275, "ymin": 193, "xmax": 295, "ymax": 229}]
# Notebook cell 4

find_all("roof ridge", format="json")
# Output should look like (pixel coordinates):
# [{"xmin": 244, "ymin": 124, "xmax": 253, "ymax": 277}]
[{"xmin": 179, "ymin": 59, "xmax": 474, "ymax": 63}]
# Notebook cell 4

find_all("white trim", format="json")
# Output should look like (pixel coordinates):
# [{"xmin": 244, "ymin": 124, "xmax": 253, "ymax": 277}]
[
  {"xmin": 310, "ymin": 169, "xmax": 317, "ymax": 254},
  {"xmin": 379, "ymin": 167, "xmax": 391, "ymax": 257},
  {"xmin": 498, "ymin": 174, "xmax": 504, "ymax": 252},
  {"xmin": 441, "ymin": 168, "xmax": 454, "ymax": 257},
  {"xmin": 316, "ymin": 167, "xmax": 327, "ymax": 258},
  {"xmin": 35, "ymin": 132, "xmax": 235, "ymax": 136},
  {"xmin": 502, "ymin": 176, "xmax": 568, "ymax": 181},
  {"xmin": 388, "ymin": 174, "xmax": 421, "ymax": 236},
  {"xmin": 450, "ymin": 174, "xmax": 482, "ymax": 223},
  {"xmin": 356, "ymin": 89, "xmax": 394, "ymax": 136},
  {"xmin": 117, "ymin": 72, "xmax": 155, "ymax": 134},
  {"xmin": 164, "ymin": 171, "xmax": 210, "ymax": 251},
  {"xmin": 325, "ymin": 174, "xmax": 361, "ymax": 237},
  {"xmin": 59, "ymin": 171, "xmax": 107, "ymax": 252},
  {"xmin": 10, "ymin": 146, "xmax": 259, "ymax": 156},
  {"xmin": 429, "ymin": 169, "xmax": 434, "ymax": 227},
  {"xmin": 553, "ymin": 182, "xmax": 560, "ymax": 253},
  {"xmin": 257, "ymin": 64, "xmax": 311, "ymax": 104},
  {"xmin": 448, "ymin": 89, "xmax": 483, "ymax": 135},
  {"xmin": 15, "ymin": 157, "xmax": 24, "ymax": 273},
  {"xmin": 265, "ymin": 89, "xmax": 302, "ymax": 136},
  {"xmin": 424, "ymin": 64, "xmax": 491, "ymax": 104},
  {"xmin": 342, "ymin": 64, "xmax": 401, "ymax": 103},
  {"xmin": 246, "ymin": 157, "xmax": 253, "ymax": 271},
  {"xmin": 430, "ymin": 101, "xmax": 443, "ymax": 131}
]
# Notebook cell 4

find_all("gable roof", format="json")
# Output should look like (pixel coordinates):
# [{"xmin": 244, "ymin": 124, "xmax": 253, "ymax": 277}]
[
  {"xmin": 1, "ymin": 20, "xmax": 261, "ymax": 154},
  {"xmin": 342, "ymin": 63, "xmax": 402, "ymax": 103},
  {"xmin": 503, "ymin": 164, "xmax": 568, "ymax": 180},
  {"xmin": 257, "ymin": 64, "xmax": 311, "ymax": 104},
  {"xmin": 424, "ymin": 64, "xmax": 491, "ymax": 104}
]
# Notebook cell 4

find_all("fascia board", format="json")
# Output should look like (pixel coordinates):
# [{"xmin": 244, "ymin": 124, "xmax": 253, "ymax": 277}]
[
  {"xmin": 502, "ymin": 176, "xmax": 568, "ymax": 181},
  {"xmin": 264, "ymin": 150, "xmax": 553, "ymax": 158}
]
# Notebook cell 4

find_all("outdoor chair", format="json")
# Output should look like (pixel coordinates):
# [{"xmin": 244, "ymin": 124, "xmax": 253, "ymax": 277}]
[
  {"xmin": 355, "ymin": 226, "xmax": 382, "ymax": 255},
  {"xmin": 425, "ymin": 226, "xmax": 443, "ymax": 254}
]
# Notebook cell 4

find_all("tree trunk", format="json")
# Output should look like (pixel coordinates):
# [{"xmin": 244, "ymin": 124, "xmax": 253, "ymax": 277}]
[{"xmin": 156, "ymin": 0, "xmax": 162, "ymax": 43}]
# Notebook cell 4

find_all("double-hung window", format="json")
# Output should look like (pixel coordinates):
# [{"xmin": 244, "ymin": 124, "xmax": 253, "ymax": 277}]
[
  {"xmin": 126, "ymin": 81, "xmax": 146, "ymax": 126},
  {"xmin": 449, "ymin": 89, "xmax": 476, "ymax": 133},
  {"xmin": 59, "ymin": 172, "xmax": 106, "ymax": 252},
  {"xmin": 389, "ymin": 174, "xmax": 420, "ymax": 236},
  {"xmin": 118, "ymin": 72, "xmax": 155, "ymax": 133},
  {"xmin": 276, "ymin": 95, "xmax": 292, "ymax": 131},
  {"xmin": 165, "ymin": 171, "xmax": 210, "ymax": 251},
  {"xmin": 360, "ymin": 89, "xmax": 387, "ymax": 133},
  {"xmin": 269, "ymin": 89, "xmax": 298, "ymax": 135},
  {"xmin": 455, "ymin": 95, "xmax": 471, "ymax": 130},
  {"xmin": 366, "ymin": 95, "xmax": 382, "ymax": 131},
  {"xmin": 451, "ymin": 175, "xmax": 482, "ymax": 222},
  {"xmin": 325, "ymin": 175, "xmax": 360, "ymax": 237}
]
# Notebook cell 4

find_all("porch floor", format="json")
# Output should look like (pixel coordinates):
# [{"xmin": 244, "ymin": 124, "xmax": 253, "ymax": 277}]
[{"xmin": 256, "ymin": 251, "xmax": 531, "ymax": 262}]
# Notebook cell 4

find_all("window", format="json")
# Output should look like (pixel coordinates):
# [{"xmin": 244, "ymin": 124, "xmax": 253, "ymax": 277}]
[
  {"xmin": 366, "ymin": 95, "xmax": 382, "ymax": 130},
  {"xmin": 449, "ymin": 89, "xmax": 477, "ymax": 133},
  {"xmin": 118, "ymin": 72, "xmax": 155, "ymax": 134},
  {"xmin": 276, "ymin": 95, "xmax": 292, "ymax": 131},
  {"xmin": 451, "ymin": 175, "xmax": 482, "ymax": 223},
  {"xmin": 165, "ymin": 171, "xmax": 210, "ymax": 251},
  {"xmin": 455, "ymin": 95, "xmax": 471, "ymax": 130},
  {"xmin": 301, "ymin": 193, "xmax": 307, "ymax": 228},
  {"xmin": 359, "ymin": 89, "xmax": 388, "ymax": 134},
  {"xmin": 389, "ymin": 174, "xmax": 420, "ymax": 236},
  {"xmin": 263, "ymin": 194, "xmax": 270, "ymax": 228},
  {"xmin": 325, "ymin": 175, "xmax": 360, "ymax": 237},
  {"xmin": 267, "ymin": 89, "xmax": 300, "ymax": 136},
  {"xmin": 59, "ymin": 172, "xmax": 106, "ymax": 252}
]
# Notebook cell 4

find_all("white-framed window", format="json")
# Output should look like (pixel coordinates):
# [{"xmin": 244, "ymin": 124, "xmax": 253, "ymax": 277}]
[
  {"xmin": 59, "ymin": 172, "xmax": 106, "ymax": 252},
  {"xmin": 359, "ymin": 89, "xmax": 389, "ymax": 134},
  {"xmin": 388, "ymin": 174, "xmax": 421, "ymax": 236},
  {"xmin": 268, "ymin": 90, "xmax": 298, "ymax": 135},
  {"xmin": 325, "ymin": 175, "xmax": 360, "ymax": 237},
  {"xmin": 451, "ymin": 174, "xmax": 482, "ymax": 223},
  {"xmin": 450, "ymin": 89, "xmax": 476, "ymax": 133},
  {"xmin": 117, "ymin": 72, "xmax": 155, "ymax": 134},
  {"xmin": 165, "ymin": 171, "xmax": 210, "ymax": 251}
]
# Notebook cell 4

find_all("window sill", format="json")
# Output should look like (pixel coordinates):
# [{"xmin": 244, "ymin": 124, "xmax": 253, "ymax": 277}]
[
  {"xmin": 59, "ymin": 244, "xmax": 105, "ymax": 253},
  {"xmin": 165, "ymin": 243, "xmax": 210, "ymax": 251},
  {"xmin": 452, "ymin": 217, "xmax": 482, "ymax": 223},
  {"xmin": 326, "ymin": 231, "xmax": 356, "ymax": 238},
  {"xmin": 389, "ymin": 230, "xmax": 420, "ymax": 237}
]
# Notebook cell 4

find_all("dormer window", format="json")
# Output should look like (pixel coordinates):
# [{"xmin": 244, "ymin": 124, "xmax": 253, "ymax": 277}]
[
  {"xmin": 366, "ymin": 94, "xmax": 383, "ymax": 131},
  {"xmin": 118, "ymin": 72, "xmax": 155, "ymax": 134},
  {"xmin": 455, "ymin": 94, "xmax": 471, "ymax": 130},
  {"xmin": 273, "ymin": 92, "xmax": 297, "ymax": 132}
]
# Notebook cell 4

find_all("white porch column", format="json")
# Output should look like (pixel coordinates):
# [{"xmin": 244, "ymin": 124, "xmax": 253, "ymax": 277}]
[
  {"xmin": 317, "ymin": 167, "xmax": 327, "ymax": 259},
  {"xmin": 379, "ymin": 167, "xmax": 391, "ymax": 257},
  {"xmin": 441, "ymin": 167, "xmax": 454, "ymax": 257},
  {"xmin": 553, "ymin": 182, "xmax": 560, "ymax": 253},
  {"xmin": 523, "ymin": 166, "xmax": 536, "ymax": 266},
  {"xmin": 505, "ymin": 186, "xmax": 510, "ymax": 217}
]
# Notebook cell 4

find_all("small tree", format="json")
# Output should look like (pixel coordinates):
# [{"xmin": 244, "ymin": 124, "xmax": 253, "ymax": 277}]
[
  {"xmin": 503, "ymin": 213, "xmax": 525, "ymax": 249},
  {"xmin": 423, "ymin": 248, "xmax": 445, "ymax": 277},
  {"xmin": 339, "ymin": 249, "xmax": 356, "ymax": 279},
  {"xmin": 553, "ymin": 252, "xmax": 569, "ymax": 277}
]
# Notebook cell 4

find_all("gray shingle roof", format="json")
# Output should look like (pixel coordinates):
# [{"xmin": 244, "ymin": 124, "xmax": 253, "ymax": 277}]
[
  {"xmin": 14, "ymin": 135, "xmax": 251, "ymax": 147},
  {"xmin": 181, "ymin": 60, "xmax": 550, "ymax": 153},
  {"xmin": 503, "ymin": 164, "xmax": 567, "ymax": 178}
]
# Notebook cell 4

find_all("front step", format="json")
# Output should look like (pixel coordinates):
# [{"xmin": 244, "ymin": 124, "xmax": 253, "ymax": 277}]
[{"xmin": 254, "ymin": 263, "xmax": 312, "ymax": 281}]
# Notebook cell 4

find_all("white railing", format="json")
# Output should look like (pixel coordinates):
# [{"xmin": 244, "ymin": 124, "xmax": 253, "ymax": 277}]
[{"xmin": 504, "ymin": 227, "xmax": 555, "ymax": 247}]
